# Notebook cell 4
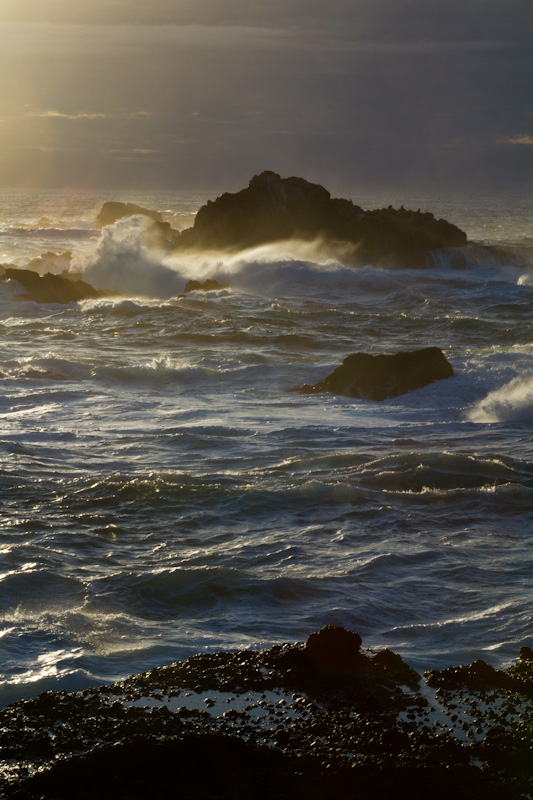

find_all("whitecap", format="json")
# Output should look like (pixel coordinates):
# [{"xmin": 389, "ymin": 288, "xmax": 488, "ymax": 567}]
[{"xmin": 466, "ymin": 374, "xmax": 533, "ymax": 422}]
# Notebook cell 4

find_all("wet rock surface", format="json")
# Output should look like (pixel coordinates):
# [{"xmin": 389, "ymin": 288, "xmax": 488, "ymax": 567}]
[
  {"xmin": 294, "ymin": 347, "xmax": 454, "ymax": 400},
  {"xmin": 1, "ymin": 627, "xmax": 532, "ymax": 799}
]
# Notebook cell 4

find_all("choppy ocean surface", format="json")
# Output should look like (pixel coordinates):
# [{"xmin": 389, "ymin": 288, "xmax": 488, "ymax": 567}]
[{"xmin": 0, "ymin": 186, "xmax": 532, "ymax": 708}]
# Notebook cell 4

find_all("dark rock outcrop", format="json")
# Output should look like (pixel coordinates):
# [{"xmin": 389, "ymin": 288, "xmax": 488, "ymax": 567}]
[
  {"xmin": 2, "ymin": 631, "xmax": 533, "ymax": 800},
  {"xmin": 1, "ymin": 267, "xmax": 112, "ymax": 304},
  {"xmin": 294, "ymin": 347, "xmax": 454, "ymax": 400},
  {"xmin": 95, "ymin": 173, "xmax": 467, "ymax": 266},
  {"xmin": 96, "ymin": 201, "xmax": 163, "ymax": 228},
  {"xmin": 177, "ymin": 170, "xmax": 363, "ymax": 252},
  {"xmin": 425, "ymin": 659, "xmax": 525, "ymax": 693},
  {"xmin": 304, "ymin": 625, "xmax": 363, "ymax": 672},
  {"xmin": 174, "ymin": 171, "xmax": 467, "ymax": 267}
]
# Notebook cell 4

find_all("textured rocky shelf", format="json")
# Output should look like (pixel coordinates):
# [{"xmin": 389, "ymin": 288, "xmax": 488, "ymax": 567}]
[{"xmin": 2, "ymin": 627, "xmax": 533, "ymax": 799}]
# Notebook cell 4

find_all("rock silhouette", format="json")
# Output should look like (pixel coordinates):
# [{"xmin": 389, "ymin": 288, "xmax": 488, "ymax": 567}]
[
  {"xmin": 2, "ymin": 267, "xmax": 112, "ymax": 304},
  {"xmin": 295, "ymin": 347, "xmax": 454, "ymax": 400},
  {"xmin": 95, "ymin": 171, "xmax": 468, "ymax": 267},
  {"xmin": 97, "ymin": 201, "xmax": 163, "ymax": 228},
  {"xmin": 174, "ymin": 171, "xmax": 467, "ymax": 266}
]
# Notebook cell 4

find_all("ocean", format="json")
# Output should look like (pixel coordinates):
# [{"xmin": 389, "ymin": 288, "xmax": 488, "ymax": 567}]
[{"xmin": 0, "ymin": 184, "xmax": 532, "ymax": 709}]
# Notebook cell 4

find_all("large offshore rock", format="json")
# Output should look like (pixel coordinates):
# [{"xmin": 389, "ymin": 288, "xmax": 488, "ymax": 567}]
[
  {"xmin": 175, "ymin": 171, "xmax": 467, "ymax": 266},
  {"xmin": 177, "ymin": 170, "xmax": 364, "ymax": 250},
  {"xmin": 295, "ymin": 347, "xmax": 454, "ymax": 400},
  {"xmin": 94, "ymin": 173, "xmax": 467, "ymax": 266}
]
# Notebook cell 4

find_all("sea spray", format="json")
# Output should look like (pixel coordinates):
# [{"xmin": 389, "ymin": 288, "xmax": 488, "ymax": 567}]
[
  {"xmin": 72, "ymin": 216, "xmax": 187, "ymax": 298},
  {"xmin": 467, "ymin": 374, "xmax": 533, "ymax": 423}
]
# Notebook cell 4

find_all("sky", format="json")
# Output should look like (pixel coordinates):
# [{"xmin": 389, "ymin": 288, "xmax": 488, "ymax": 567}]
[{"xmin": 0, "ymin": 0, "xmax": 531, "ymax": 191}]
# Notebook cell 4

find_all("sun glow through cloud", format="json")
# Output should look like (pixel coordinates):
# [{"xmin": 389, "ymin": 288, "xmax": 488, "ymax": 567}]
[
  {"xmin": 499, "ymin": 134, "xmax": 533, "ymax": 146},
  {"xmin": 25, "ymin": 110, "xmax": 152, "ymax": 120},
  {"xmin": 0, "ymin": 0, "xmax": 531, "ymax": 189}
]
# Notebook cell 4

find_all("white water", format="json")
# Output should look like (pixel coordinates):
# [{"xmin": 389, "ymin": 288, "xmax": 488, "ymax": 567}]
[{"xmin": 0, "ymin": 186, "xmax": 532, "ymax": 707}]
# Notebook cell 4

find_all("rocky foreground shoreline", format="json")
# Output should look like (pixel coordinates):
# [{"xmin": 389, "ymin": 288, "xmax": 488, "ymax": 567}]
[{"xmin": 2, "ymin": 626, "xmax": 532, "ymax": 799}]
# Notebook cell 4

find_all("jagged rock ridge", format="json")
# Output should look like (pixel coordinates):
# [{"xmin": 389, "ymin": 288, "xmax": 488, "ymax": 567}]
[
  {"xmin": 174, "ymin": 171, "xmax": 467, "ymax": 267},
  {"xmin": 95, "ymin": 171, "xmax": 468, "ymax": 268}
]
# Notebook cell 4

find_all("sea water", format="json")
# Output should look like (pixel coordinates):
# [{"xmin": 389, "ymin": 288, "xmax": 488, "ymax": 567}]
[{"xmin": 0, "ymin": 186, "xmax": 532, "ymax": 708}]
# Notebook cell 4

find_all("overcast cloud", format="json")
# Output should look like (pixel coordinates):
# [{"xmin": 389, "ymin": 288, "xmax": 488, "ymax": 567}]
[{"xmin": 0, "ymin": 0, "xmax": 531, "ymax": 190}]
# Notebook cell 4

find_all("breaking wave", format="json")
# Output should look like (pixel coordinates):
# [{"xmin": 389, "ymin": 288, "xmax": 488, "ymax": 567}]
[
  {"xmin": 467, "ymin": 375, "xmax": 533, "ymax": 423},
  {"xmin": 427, "ymin": 244, "xmax": 533, "ymax": 270},
  {"xmin": 73, "ymin": 217, "xmax": 187, "ymax": 298},
  {"xmin": 68, "ymin": 216, "xmax": 533, "ymax": 303}
]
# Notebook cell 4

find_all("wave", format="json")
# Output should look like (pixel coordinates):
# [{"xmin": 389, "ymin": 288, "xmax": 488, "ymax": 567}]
[
  {"xmin": 355, "ymin": 451, "xmax": 523, "ymax": 493},
  {"xmin": 0, "ymin": 568, "xmax": 86, "ymax": 617},
  {"xmin": 80, "ymin": 297, "xmax": 172, "ymax": 315},
  {"xmin": 28, "ymin": 227, "xmax": 97, "ymax": 240},
  {"xmin": 93, "ymin": 359, "xmax": 261, "ymax": 389},
  {"xmin": 467, "ymin": 374, "xmax": 533, "ymax": 423},
  {"xmin": 0, "ymin": 280, "xmax": 26, "ymax": 301},
  {"xmin": 428, "ymin": 244, "xmax": 533, "ymax": 270},
  {"xmin": 43, "ymin": 448, "xmax": 529, "ymax": 517},
  {"xmin": 65, "ymin": 216, "xmax": 533, "ymax": 301},
  {"xmin": 0, "ymin": 355, "xmax": 91, "ymax": 381},
  {"xmin": 1, "ymin": 353, "xmax": 267, "ymax": 390},
  {"xmin": 71, "ymin": 220, "xmax": 343, "ymax": 299},
  {"xmin": 89, "ymin": 567, "xmax": 327, "ymax": 621},
  {"xmin": 1, "ymin": 223, "xmax": 97, "ymax": 237},
  {"xmin": 0, "ymin": 227, "xmax": 98, "ymax": 248},
  {"xmin": 69, "ymin": 222, "xmax": 392, "ymax": 300},
  {"xmin": 72, "ymin": 217, "xmax": 186, "ymax": 299}
]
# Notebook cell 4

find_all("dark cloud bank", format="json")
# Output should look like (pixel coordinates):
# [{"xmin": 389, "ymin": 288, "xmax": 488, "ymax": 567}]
[{"xmin": 0, "ymin": 0, "xmax": 531, "ymax": 191}]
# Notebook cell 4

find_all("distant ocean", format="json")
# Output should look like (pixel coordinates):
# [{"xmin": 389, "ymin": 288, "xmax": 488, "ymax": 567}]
[{"xmin": 1, "ymin": 184, "xmax": 532, "ymax": 708}]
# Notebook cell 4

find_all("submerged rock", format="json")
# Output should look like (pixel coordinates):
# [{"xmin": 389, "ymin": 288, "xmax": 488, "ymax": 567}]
[
  {"xmin": 183, "ymin": 278, "xmax": 227, "ymax": 293},
  {"xmin": 294, "ymin": 347, "xmax": 454, "ymax": 400},
  {"xmin": 174, "ymin": 171, "xmax": 467, "ymax": 266},
  {"xmin": 1, "ymin": 267, "xmax": 112, "ymax": 304}
]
